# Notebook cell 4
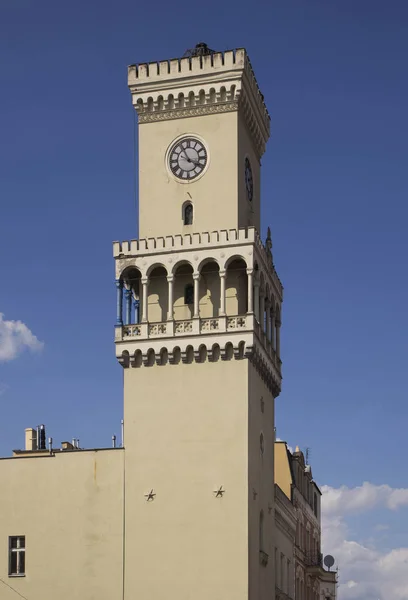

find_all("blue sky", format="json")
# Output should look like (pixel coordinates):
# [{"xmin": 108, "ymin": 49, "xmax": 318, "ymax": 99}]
[{"xmin": 1, "ymin": 1, "xmax": 408, "ymax": 597}]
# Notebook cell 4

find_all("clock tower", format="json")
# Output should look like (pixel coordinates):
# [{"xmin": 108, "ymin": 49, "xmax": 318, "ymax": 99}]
[
  {"xmin": 129, "ymin": 43, "xmax": 270, "ymax": 238},
  {"xmin": 114, "ymin": 43, "xmax": 282, "ymax": 600}
]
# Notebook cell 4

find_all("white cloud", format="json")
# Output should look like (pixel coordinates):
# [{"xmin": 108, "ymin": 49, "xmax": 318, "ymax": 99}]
[
  {"xmin": 0, "ymin": 313, "xmax": 44, "ymax": 362},
  {"xmin": 322, "ymin": 481, "xmax": 408, "ymax": 515},
  {"xmin": 321, "ymin": 483, "xmax": 408, "ymax": 599}
]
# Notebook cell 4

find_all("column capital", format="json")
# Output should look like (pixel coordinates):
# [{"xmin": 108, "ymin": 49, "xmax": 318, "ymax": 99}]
[
  {"xmin": 141, "ymin": 277, "xmax": 149, "ymax": 286},
  {"xmin": 166, "ymin": 275, "xmax": 174, "ymax": 283},
  {"xmin": 115, "ymin": 279, "xmax": 123, "ymax": 289},
  {"xmin": 246, "ymin": 268, "xmax": 254, "ymax": 276},
  {"xmin": 193, "ymin": 272, "xmax": 201, "ymax": 281},
  {"xmin": 124, "ymin": 288, "xmax": 133, "ymax": 298},
  {"xmin": 254, "ymin": 280, "xmax": 260, "ymax": 289},
  {"xmin": 219, "ymin": 270, "xmax": 226, "ymax": 278}
]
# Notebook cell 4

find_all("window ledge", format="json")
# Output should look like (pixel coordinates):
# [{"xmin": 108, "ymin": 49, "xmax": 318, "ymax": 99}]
[{"xmin": 8, "ymin": 574, "xmax": 26, "ymax": 578}]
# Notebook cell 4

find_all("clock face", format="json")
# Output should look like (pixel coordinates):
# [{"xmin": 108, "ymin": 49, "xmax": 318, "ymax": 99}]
[
  {"xmin": 245, "ymin": 157, "xmax": 254, "ymax": 202},
  {"xmin": 169, "ymin": 137, "xmax": 208, "ymax": 180}
]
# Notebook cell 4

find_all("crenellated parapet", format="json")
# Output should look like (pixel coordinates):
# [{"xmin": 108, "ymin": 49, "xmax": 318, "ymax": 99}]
[
  {"xmin": 128, "ymin": 48, "xmax": 270, "ymax": 157},
  {"xmin": 113, "ymin": 226, "xmax": 282, "ymax": 300}
]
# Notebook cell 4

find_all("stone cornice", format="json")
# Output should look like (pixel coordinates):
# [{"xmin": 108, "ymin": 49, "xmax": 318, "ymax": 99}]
[{"xmin": 138, "ymin": 101, "xmax": 238, "ymax": 124}]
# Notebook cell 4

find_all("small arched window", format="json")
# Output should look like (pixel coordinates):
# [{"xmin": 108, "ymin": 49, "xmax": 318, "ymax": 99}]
[
  {"xmin": 184, "ymin": 284, "xmax": 194, "ymax": 305},
  {"xmin": 183, "ymin": 203, "xmax": 193, "ymax": 225}
]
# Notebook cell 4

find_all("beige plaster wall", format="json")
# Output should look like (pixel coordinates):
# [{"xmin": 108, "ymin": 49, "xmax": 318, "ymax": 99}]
[
  {"xmin": 0, "ymin": 449, "xmax": 124, "ymax": 600},
  {"xmin": 237, "ymin": 112, "xmax": 261, "ymax": 232},
  {"xmin": 123, "ymin": 358, "xmax": 250, "ymax": 600},
  {"xmin": 247, "ymin": 362, "xmax": 275, "ymax": 600},
  {"xmin": 274, "ymin": 441, "xmax": 292, "ymax": 500},
  {"xmin": 138, "ymin": 108, "xmax": 259, "ymax": 239}
]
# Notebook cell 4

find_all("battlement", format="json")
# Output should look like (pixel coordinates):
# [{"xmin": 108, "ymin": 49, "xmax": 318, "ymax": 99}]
[
  {"xmin": 128, "ymin": 48, "xmax": 270, "ymax": 155},
  {"xmin": 113, "ymin": 226, "xmax": 283, "ymax": 300},
  {"xmin": 113, "ymin": 226, "xmax": 255, "ymax": 256}
]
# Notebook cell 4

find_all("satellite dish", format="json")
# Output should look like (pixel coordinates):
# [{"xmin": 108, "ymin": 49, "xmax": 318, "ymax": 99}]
[{"xmin": 324, "ymin": 555, "xmax": 335, "ymax": 570}]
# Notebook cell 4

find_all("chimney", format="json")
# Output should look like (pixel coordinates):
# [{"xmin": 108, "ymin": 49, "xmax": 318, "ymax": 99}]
[
  {"xmin": 25, "ymin": 428, "xmax": 37, "ymax": 451},
  {"xmin": 61, "ymin": 441, "xmax": 75, "ymax": 450}
]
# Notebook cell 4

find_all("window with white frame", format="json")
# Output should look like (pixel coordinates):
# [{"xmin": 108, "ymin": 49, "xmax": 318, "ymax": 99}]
[{"xmin": 9, "ymin": 536, "xmax": 25, "ymax": 576}]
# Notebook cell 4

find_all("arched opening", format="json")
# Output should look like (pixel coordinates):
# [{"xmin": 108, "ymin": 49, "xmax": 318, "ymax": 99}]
[
  {"xmin": 178, "ymin": 93, "xmax": 185, "ymax": 108},
  {"xmin": 172, "ymin": 346, "xmax": 181, "ymax": 365},
  {"xmin": 147, "ymin": 265, "xmax": 168, "ymax": 323},
  {"xmin": 146, "ymin": 348, "xmax": 155, "ymax": 367},
  {"xmin": 224, "ymin": 342, "xmax": 234, "ymax": 361},
  {"xmin": 199, "ymin": 260, "xmax": 220, "ymax": 317},
  {"xmin": 183, "ymin": 202, "xmax": 193, "ymax": 225},
  {"xmin": 133, "ymin": 350, "xmax": 143, "ymax": 368},
  {"xmin": 185, "ymin": 345, "xmax": 194, "ymax": 364},
  {"xmin": 159, "ymin": 347, "xmax": 168, "ymax": 366},
  {"xmin": 211, "ymin": 344, "xmax": 220, "ymax": 362},
  {"xmin": 198, "ymin": 344, "xmax": 207, "ymax": 363},
  {"xmin": 173, "ymin": 263, "xmax": 194, "ymax": 320},
  {"xmin": 225, "ymin": 258, "xmax": 248, "ymax": 316},
  {"xmin": 184, "ymin": 284, "xmax": 194, "ymax": 305}
]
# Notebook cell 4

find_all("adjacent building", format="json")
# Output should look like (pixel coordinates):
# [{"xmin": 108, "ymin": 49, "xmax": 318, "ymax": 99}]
[{"xmin": 275, "ymin": 441, "xmax": 338, "ymax": 600}]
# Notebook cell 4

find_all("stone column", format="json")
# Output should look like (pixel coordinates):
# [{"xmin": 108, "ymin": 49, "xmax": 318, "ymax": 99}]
[
  {"xmin": 193, "ymin": 273, "xmax": 200, "ymax": 318},
  {"xmin": 276, "ymin": 317, "xmax": 281, "ymax": 358},
  {"xmin": 167, "ymin": 276, "xmax": 174, "ymax": 320},
  {"xmin": 115, "ymin": 280, "xmax": 123, "ymax": 326},
  {"xmin": 265, "ymin": 299, "xmax": 271, "ymax": 340},
  {"xmin": 133, "ymin": 298, "xmax": 140, "ymax": 324},
  {"xmin": 141, "ymin": 277, "xmax": 149, "ymax": 322},
  {"xmin": 246, "ymin": 269, "xmax": 253, "ymax": 313},
  {"xmin": 124, "ymin": 288, "xmax": 132, "ymax": 325},
  {"xmin": 271, "ymin": 308, "xmax": 276, "ymax": 350},
  {"xmin": 219, "ymin": 270, "xmax": 226, "ymax": 316},
  {"xmin": 259, "ymin": 292, "xmax": 265, "ymax": 332},
  {"xmin": 254, "ymin": 280, "xmax": 260, "ymax": 322}
]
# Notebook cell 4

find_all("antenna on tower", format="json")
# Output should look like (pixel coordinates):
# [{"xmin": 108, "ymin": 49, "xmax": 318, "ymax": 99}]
[{"xmin": 305, "ymin": 447, "xmax": 311, "ymax": 465}]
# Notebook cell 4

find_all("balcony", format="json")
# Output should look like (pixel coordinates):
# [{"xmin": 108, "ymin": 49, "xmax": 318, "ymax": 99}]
[
  {"xmin": 118, "ymin": 314, "xmax": 249, "ymax": 340},
  {"xmin": 305, "ymin": 551, "xmax": 323, "ymax": 568}
]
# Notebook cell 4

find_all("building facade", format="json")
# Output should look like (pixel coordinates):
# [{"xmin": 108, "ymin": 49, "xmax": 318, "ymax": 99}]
[
  {"xmin": 275, "ymin": 441, "xmax": 338, "ymax": 600},
  {"xmin": 0, "ymin": 44, "xmax": 335, "ymax": 600}
]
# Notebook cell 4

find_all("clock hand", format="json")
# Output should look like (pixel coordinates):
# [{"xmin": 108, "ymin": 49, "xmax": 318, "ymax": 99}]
[{"xmin": 181, "ymin": 150, "xmax": 192, "ymax": 162}]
